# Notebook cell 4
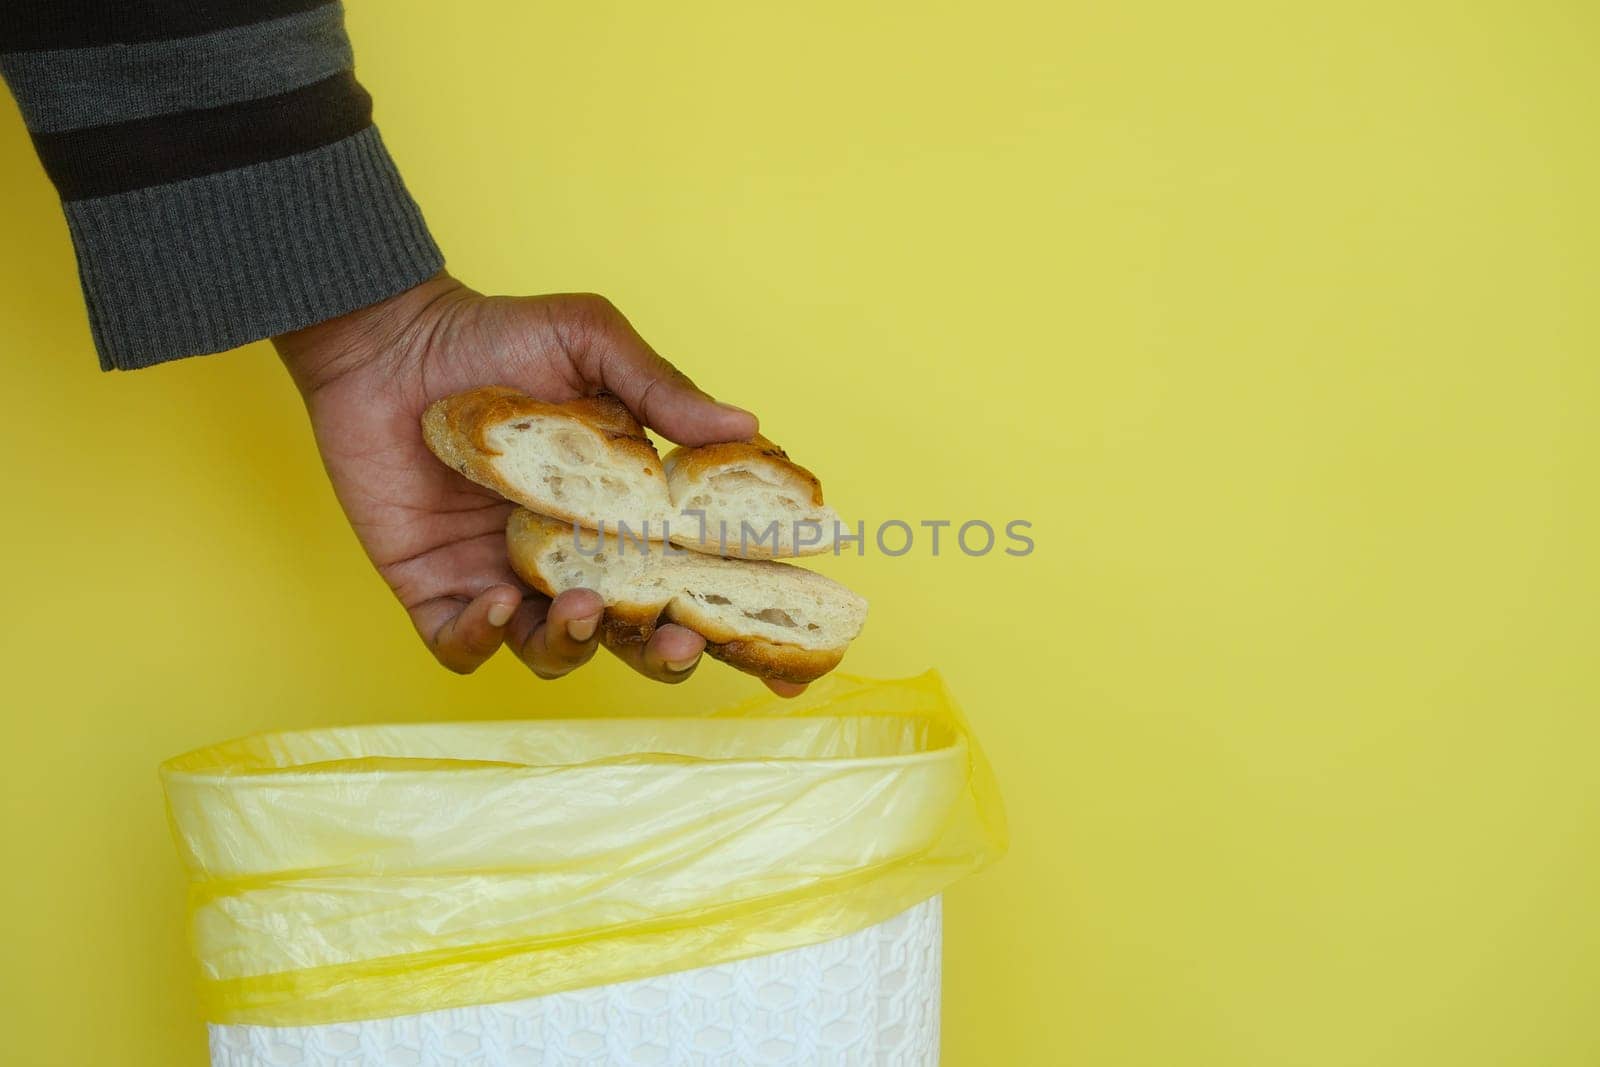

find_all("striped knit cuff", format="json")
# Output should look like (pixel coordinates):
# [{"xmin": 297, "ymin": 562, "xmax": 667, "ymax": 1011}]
[
  {"xmin": 66, "ymin": 128, "xmax": 442, "ymax": 371},
  {"xmin": 0, "ymin": 1, "xmax": 444, "ymax": 370}
]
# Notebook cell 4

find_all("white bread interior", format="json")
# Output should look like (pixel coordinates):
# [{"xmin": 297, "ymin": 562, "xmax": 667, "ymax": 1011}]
[
  {"xmin": 664, "ymin": 442, "xmax": 841, "ymax": 557},
  {"xmin": 422, "ymin": 389, "xmax": 673, "ymax": 536},
  {"xmin": 481, "ymin": 413, "xmax": 670, "ymax": 532}
]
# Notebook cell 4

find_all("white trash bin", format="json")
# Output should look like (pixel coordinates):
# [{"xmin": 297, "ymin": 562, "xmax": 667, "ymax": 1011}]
[
  {"xmin": 208, "ymin": 897, "xmax": 941, "ymax": 1066},
  {"xmin": 163, "ymin": 674, "xmax": 1002, "ymax": 1067}
]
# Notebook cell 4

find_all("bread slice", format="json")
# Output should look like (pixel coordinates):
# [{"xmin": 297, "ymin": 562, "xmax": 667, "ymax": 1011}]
[
  {"xmin": 507, "ymin": 509, "xmax": 868, "ymax": 684},
  {"xmin": 422, "ymin": 387, "xmax": 671, "ymax": 533},
  {"xmin": 423, "ymin": 387, "xmax": 838, "ymax": 558},
  {"xmin": 663, "ymin": 436, "xmax": 840, "ymax": 557}
]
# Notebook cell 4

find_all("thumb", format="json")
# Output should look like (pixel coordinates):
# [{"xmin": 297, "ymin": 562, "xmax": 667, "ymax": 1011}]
[{"xmin": 566, "ymin": 295, "xmax": 758, "ymax": 446}]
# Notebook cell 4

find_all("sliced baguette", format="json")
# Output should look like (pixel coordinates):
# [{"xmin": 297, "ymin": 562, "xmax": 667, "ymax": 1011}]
[
  {"xmin": 507, "ymin": 509, "xmax": 868, "ymax": 684},
  {"xmin": 422, "ymin": 387, "xmax": 670, "ymax": 533},
  {"xmin": 663, "ymin": 435, "xmax": 840, "ymax": 557},
  {"xmin": 423, "ymin": 387, "xmax": 838, "ymax": 558}
]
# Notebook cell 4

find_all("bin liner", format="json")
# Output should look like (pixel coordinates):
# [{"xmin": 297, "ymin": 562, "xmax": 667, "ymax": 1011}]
[{"xmin": 161, "ymin": 671, "xmax": 1007, "ymax": 1027}]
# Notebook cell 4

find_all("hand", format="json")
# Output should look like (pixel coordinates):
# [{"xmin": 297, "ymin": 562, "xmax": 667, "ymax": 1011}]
[{"xmin": 274, "ymin": 273, "xmax": 808, "ymax": 697}]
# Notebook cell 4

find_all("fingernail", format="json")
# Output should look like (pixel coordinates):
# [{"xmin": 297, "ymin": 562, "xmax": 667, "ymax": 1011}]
[
  {"xmin": 665, "ymin": 655, "xmax": 701, "ymax": 673},
  {"xmin": 567, "ymin": 615, "xmax": 599, "ymax": 643},
  {"xmin": 487, "ymin": 603, "xmax": 515, "ymax": 627},
  {"xmin": 715, "ymin": 400, "xmax": 755, "ymax": 421}
]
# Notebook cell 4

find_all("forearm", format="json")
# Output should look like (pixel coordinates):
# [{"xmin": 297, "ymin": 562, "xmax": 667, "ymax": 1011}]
[{"xmin": 0, "ymin": 2, "xmax": 442, "ymax": 371}]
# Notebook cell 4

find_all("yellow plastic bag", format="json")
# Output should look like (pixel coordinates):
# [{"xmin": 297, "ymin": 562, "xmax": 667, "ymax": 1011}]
[{"xmin": 160, "ymin": 672, "xmax": 1007, "ymax": 1026}]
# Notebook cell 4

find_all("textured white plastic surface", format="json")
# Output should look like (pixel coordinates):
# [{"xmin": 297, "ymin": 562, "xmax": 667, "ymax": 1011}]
[{"xmin": 208, "ymin": 897, "xmax": 941, "ymax": 1066}]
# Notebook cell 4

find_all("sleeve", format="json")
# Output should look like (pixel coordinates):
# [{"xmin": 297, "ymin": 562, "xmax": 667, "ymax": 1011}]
[{"xmin": 0, "ymin": 1, "xmax": 444, "ymax": 371}]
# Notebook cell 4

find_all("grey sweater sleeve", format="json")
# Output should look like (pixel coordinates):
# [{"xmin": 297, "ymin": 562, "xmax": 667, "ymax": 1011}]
[{"xmin": 0, "ymin": 2, "xmax": 443, "ymax": 371}]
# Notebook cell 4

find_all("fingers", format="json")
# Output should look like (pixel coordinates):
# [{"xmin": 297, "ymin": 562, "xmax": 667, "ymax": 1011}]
[
  {"xmin": 507, "ymin": 588, "xmax": 605, "ymax": 680},
  {"xmin": 603, "ymin": 622, "xmax": 707, "ymax": 684},
  {"xmin": 419, "ymin": 585, "xmax": 523, "ymax": 674},
  {"xmin": 417, "ymin": 574, "xmax": 809, "ymax": 695},
  {"xmin": 562, "ymin": 295, "xmax": 759, "ymax": 446}
]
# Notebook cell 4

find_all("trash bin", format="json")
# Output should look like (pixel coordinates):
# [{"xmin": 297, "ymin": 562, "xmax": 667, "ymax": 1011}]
[{"xmin": 162, "ymin": 673, "xmax": 1006, "ymax": 1066}]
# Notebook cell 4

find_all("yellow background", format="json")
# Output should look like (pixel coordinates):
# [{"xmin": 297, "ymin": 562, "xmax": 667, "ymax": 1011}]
[{"xmin": 1, "ymin": 1, "xmax": 1596, "ymax": 1063}]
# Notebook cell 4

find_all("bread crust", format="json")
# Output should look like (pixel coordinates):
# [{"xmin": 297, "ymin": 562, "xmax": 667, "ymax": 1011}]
[
  {"xmin": 663, "ymin": 601, "xmax": 848, "ymax": 684},
  {"xmin": 505, "ymin": 509, "xmax": 856, "ymax": 684},
  {"xmin": 422, "ymin": 387, "xmax": 667, "ymax": 528},
  {"xmin": 703, "ymin": 640, "xmax": 847, "ymax": 686}
]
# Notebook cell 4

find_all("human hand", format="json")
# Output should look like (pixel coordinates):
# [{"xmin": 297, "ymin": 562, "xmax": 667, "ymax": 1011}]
[{"xmin": 274, "ymin": 273, "xmax": 808, "ymax": 696}]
